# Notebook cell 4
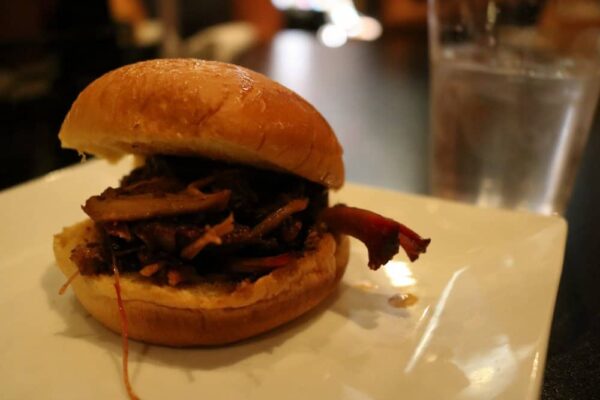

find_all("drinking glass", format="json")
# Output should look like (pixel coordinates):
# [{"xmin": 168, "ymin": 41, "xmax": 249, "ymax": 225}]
[{"xmin": 428, "ymin": 0, "xmax": 600, "ymax": 214}]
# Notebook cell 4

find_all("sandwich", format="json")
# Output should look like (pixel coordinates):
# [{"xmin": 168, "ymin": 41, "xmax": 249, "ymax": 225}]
[{"xmin": 53, "ymin": 58, "xmax": 430, "ymax": 348}]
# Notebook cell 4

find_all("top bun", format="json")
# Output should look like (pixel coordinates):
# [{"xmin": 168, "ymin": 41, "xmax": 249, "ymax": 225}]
[{"xmin": 59, "ymin": 59, "xmax": 344, "ymax": 189}]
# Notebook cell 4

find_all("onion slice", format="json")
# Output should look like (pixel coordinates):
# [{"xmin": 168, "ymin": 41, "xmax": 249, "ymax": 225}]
[
  {"xmin": 180, "ymin": 214, "xmax": 235, "ymax": 259},
  {"xmin": 83, "ymin": 190, "xmax": 231, "ymax": 222},
  {"xmin": 250, "ymin": 198, "xmax": 308, "ymax": 238}
]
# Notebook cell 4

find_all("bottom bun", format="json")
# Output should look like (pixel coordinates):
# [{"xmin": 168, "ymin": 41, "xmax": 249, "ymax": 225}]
[{"xmin": 53, "ymin": 220, "xmax": 350, "ymax": 346}]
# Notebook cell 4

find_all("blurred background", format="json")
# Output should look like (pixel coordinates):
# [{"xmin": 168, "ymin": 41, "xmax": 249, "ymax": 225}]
[{"xmin": 0, "ymin": 0, "xmax": 430, "ymax": 190}]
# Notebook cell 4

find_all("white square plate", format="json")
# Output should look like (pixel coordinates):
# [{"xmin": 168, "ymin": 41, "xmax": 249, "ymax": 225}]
[{"xmin": 0, "ymin": 158, "xmax": 566, "ymax": 400}]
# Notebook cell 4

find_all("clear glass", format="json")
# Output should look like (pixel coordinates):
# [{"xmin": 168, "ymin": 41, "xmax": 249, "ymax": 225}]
[{"xmin": 428, "ymin": 0, "xmax": 600, "ymax": 215}]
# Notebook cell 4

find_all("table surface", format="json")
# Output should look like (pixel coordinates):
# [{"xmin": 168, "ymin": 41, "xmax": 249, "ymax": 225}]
[{"xmin": 2, "ymin": 30, "xmax": 599, "ymax": 399}]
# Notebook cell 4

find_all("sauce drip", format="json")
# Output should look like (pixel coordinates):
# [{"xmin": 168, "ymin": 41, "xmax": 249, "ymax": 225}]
[{"xmin": 388, "ymin": 293, "xmax": 418, "ymax": 308}]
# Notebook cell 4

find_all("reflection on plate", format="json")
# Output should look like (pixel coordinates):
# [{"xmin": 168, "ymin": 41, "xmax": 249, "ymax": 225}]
[{"xmin": 0, "ymin": 158, "xmax": 566, "ymax": 400}]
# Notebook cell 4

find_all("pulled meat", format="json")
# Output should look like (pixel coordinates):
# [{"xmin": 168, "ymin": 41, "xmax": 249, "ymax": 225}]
[
  {"xmin": 180, "ymin": 214, "xmax": 235, "ymax": 259},
  {"xmin": 249, "ymin": 198, "xmax": 308, "ymax": 238},
  {"xmin": 70, "ymin": 242, "xmax": 108, "ymax": 275},
  {"xmin": 71, "ymin": 156, "xmax": 326, "ymax": 284},
  {"xmin": 70, "ymin": 156, "xmax": 430, "ymax": 286},
  {"xmin": 104, "ymin": 222, "xmax": 132, "ymax": 241},
  {"xmin": 139, "ymin": 262, "xmax": 164, "ymax": 277},
  {"xmin": 227, "ymin": 253, "xmax": 294, "ymax": 273}
]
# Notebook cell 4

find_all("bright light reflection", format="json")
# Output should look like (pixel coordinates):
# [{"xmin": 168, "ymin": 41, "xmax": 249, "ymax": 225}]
[
  {"xmin": 330, "ymin": 2, "xmax": 361, "ymax": 31},
  {"xmin": 382, "ymin": 260, "xmax": 416, "ymax": 287},
  {"xmin": 404, "ymin": 267, "xmax": 467, "ymax": 373},
  {"xmin": 271, "ymin": 0, "xmax": 293, "ymax": 10},
  {"xmin": 541, "ymin": 103, "xmax": 577, "ymax": 214},
  {"xmin": 318, "ymin": 23, "xmax": 347, "ymax": 48},
  {"xmin": 530, "ymin": 351, "xmax": 540, "ymax": 381},
  {"xmin": 277, "ymin": 0, "xmax": 383, "ymax": 46},
  {"xmin": 455, "ymin": 339, "xmax": 519, "ymax": 398},
  {"xmin": 469, "ymin": 366, "xmax": 495, "ymax": 386},
  {"xmin": 271, "ymin": 0, "xmax": 325, "ymax": 11},
  {"xmin": 411, "ymin": 305, "xmax": 431, "ymax": 336},
  {"xmin": 268, "ymin": 31, "xmax": 313, "ymax": 91},
  {"xmin": 348, "ymin": 16, "xmax": 383, "ymax": 41}
]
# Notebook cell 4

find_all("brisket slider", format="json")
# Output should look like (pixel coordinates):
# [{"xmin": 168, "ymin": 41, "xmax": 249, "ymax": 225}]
[{"xmin": 53, "ymin": 59, "xmax": 430, "ymax": 347}]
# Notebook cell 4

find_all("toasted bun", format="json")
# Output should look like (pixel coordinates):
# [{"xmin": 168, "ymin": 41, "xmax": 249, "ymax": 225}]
[
  {"xmin": 58, "ymin": 59, "xmax": 344, "ymax": 189},
  {"xmin": 53, "ymin": 220, "xmax": 349, "ymax": 346}
]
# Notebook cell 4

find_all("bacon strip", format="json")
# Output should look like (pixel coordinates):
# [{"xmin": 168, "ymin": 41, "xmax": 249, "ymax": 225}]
[
  {"xmin": 250, "ymin": 198, "xmax": 309, "ymax": 238},
  {"xmin": 83, "ymin": 190, "xmax": 231, "ymax": 222},
  {"xmin": 319, "ymin": 204, "xmax": 430, "ymax": 270}
]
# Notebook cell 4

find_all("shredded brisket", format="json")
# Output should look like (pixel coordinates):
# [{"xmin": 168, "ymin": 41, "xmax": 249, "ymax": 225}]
[
  {"xmin": 70, "ymin": 156, "xmax": 431, "ymax": 286},
  {"xmin": 71, "ymin": 156, "xmax": 328, "ymax": 285}
]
